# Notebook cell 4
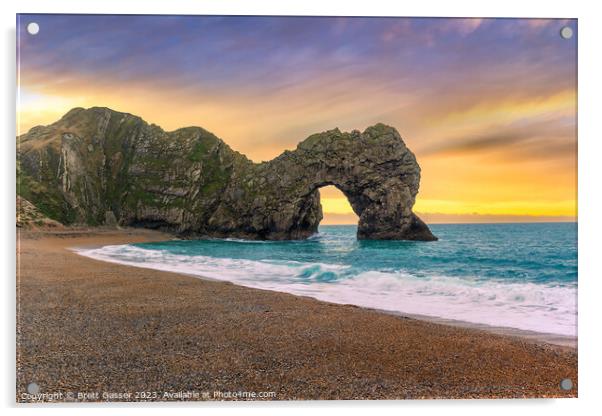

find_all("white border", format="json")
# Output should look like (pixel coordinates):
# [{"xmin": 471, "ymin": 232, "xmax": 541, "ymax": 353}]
[{"xmin": 2, "ymin": 1, "xmax": 601, "ymax": 415}]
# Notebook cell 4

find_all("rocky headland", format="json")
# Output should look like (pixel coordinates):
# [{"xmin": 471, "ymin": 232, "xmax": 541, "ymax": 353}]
[{"xmin": 17, "ymin": 107, "xmax": 436, "ymax": 241}]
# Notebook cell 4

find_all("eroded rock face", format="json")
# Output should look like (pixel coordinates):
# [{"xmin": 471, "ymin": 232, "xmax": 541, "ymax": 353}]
[
  {"xmin": 17, "ymin": 107, "xmax": 437, "ymax": 241},
  {"xmin": 16, "ymin": 196, "xmax": 63, "ymax": 229}
]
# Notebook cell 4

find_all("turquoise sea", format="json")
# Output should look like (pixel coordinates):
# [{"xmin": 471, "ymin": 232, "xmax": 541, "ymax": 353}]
[{"xmin": 77, "ymin": 223, "xmax": 577, "ymax": 336}]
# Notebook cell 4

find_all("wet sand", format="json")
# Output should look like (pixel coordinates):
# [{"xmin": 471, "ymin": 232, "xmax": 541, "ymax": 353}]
[{"xmin": 16, "ymin": 228, "xmax": 577, "ymax": 401}]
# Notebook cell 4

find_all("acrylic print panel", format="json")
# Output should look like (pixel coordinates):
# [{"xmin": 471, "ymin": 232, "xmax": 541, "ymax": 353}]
[{"xmin": 16, "ymin": 14, "xmax": 577, "ymax": 402}]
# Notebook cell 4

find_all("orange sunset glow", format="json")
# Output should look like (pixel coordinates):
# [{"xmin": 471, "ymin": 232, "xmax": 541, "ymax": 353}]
[{"xmin": 17, "ymin": 15, "xmax": 577, "ymax": 224}]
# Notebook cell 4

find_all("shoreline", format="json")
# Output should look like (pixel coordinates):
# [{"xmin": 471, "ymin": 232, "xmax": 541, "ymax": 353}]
[
  {"xmin": 17, "ymin": 227, "xmax": 578, "ymax": 401},
  {"xmin": 70, "ymin": 231, "xmax": 577, "ymax": 349},
  {"xmin": 380, "ymin": 311, "xmax": 576, "ymax": 349},
  {"xmin": 73, "ymin": 247, "xmax": 578, "ymax": 349}
]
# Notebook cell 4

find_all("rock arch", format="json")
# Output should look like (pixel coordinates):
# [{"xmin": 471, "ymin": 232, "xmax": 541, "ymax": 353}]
[
  {"xmin": 17, "ymin": 107, "xmax": 437, "ymax": 241},
  {"xmin": 223, "ymin": 124, "xmax": 437, "ymax": 240}
]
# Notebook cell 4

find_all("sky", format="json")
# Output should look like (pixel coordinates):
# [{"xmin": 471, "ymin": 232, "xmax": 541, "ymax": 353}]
[{"xmin": 17, "ymin": 15, "xmax": 577, "ymax": 224}]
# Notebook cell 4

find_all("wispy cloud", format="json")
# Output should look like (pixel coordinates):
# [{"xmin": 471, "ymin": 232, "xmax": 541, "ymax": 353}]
[{"xmin": 16, "ymin": 15, "xmax": 577, "ymax": 219}]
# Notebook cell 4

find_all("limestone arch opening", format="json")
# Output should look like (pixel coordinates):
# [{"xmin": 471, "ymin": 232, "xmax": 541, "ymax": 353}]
[{"xmin": 317, "ymin": 185, "xmax": 359, "ymax": 226}]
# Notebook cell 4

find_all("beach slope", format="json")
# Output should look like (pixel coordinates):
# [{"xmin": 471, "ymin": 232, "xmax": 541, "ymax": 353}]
[{"xmin": 16, "ymin": 229, "xmax": 577, "ymax": 401}]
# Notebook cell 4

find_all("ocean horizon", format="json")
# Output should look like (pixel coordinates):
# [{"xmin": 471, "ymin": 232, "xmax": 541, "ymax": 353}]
[{"xmin": 76, "ymin": 222, "xmax": 577, "ymax": 337}]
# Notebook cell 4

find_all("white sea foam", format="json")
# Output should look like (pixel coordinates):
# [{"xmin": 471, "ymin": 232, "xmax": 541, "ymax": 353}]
[{"xmin": 74, "ymin": 244, "xmax": 577, "ymax": 337}]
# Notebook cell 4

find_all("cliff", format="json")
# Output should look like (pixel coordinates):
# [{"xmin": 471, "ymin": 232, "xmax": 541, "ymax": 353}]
[{"xmin": 17, "ymin": 107, "xmax": 436, "ymax": 241}]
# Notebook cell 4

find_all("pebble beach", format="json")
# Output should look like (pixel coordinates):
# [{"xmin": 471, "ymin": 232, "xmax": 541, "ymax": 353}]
[{"xmin": 16, "ymin": 228, "xmax": 577, "ymax": 401}]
